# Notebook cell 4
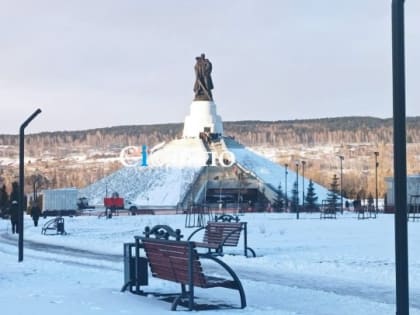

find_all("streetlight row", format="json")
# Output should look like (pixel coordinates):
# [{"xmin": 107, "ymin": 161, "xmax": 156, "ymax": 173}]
[{"xmin": 283, "ymin": 151, "xmax": 380, "ymax": 213}]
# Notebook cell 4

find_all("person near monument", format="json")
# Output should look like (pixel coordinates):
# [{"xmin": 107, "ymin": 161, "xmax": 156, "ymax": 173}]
[
  {"xmin": 31, "ymin": 201, "xmax": 41, "ymax": 227},
  {"xmin": 10, "ymin": 200, "xmax": 19, "ymax": 234},
  {"xmin": 194, "ymin": 54, "xmax": 214, "ymax": 101}
]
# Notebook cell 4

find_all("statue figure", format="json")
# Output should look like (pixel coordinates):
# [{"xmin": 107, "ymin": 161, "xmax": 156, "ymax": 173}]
[{"xmin": 193, "ymin": 53, "xmax": 213, "ymax": 101}]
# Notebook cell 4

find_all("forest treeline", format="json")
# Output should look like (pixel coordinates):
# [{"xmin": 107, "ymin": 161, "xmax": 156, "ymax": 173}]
[
  {"xmin": 1, "ymin": 117, "xmax": 420, "ymax": 152},
  {"xmin": 1, "ymin": 116, "xmax": 420, "ymax": 199}
]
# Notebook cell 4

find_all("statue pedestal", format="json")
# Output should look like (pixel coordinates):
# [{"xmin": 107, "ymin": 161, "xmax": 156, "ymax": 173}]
[{"xmin": 183, "ymin": 101, "xmax": 223, "ymax": 138}]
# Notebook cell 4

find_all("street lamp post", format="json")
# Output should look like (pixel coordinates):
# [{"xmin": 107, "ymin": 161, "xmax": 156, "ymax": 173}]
[
  {"xmin": 205, "ymin": 160, "xmax": 210, "ymax": 208},
  {"xmin": 392, "ymin": 1, "xmax": 409, "ymax": 314},
  {"xmin": 339, "ymin": 155, "xmax": 344, "ymax": 214},
  {"xmin": 285, "ymin": 164, "xmax": 288, "ymax": 210},
  {"xmin": 236, "ymin": 171, "xmax": 242, "ymax": 214},
  {"xmin": 302, "ymin": 161, "xmax": 306, "ymax": 211},
  {"xmin": 374, "ymin": 152, "xmax": 379, "ymax": 213},
  {"xmin": 219, "ymin": 174, "xmax": 223, "ymax": 214},
  {"xmin": 19, "ymin": 108, "xmax": 42, "ymax": 262},
  {"xmin": 295, "ymin": 161, "xmax": 299, "ymax": 220}
]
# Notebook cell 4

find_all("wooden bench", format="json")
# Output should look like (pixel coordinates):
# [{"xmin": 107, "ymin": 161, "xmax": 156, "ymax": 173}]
[
  {"xmin": 140, "ymin": 237, "xmax": 246, "ymax": 311},
  {"xmin": 320, "ymin": 201, "xmax": 337, "ymax": 219},
  {"xmin": 188, "ymin": 216, "xmax": 256, "ymax": 257},
  {"xmin": 408, "ymin": 195, "xmax": 420, "ymax": 221},
  {"xmin": 121, "ymin": 225, "xmax": 184, "ymax": 294},
  {"xmin": 356, "ymin": 205, "xmax": 377, "ymax": 220},
  {"xmin": 41, "ymin": 217, "xmax": 66, "ymax": 235},
  {"xmin": 320, "ymin": 208, "xmax": 337, "ymax": 219}
]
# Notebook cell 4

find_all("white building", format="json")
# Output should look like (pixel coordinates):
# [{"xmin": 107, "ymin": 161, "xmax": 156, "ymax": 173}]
[{"xmin": 385, "ymin": 175, "xmax": 420, "ymax": 206}]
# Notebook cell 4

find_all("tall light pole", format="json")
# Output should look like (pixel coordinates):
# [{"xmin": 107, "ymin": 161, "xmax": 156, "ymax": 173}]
[
  {"xmin": 302, "ymin": 161, "xmax": 306, "ymax": 211},
  {"xmin": 19, "ymin": 108, "xmax": 42, "ymax": 262},
  {"xmin": 205, "ymin": 158, "xmax": 210, "ymax": 208},
  {"xmin": 236, "ymin": 170, "xmax": 242, "ymax": 214},
  {"xmin": 392, "ymin": 1, "xmax": 409, "ymax": 314},
  {"xmin": 339, "ymin": 155, "xmax": 344, "ymax": 214},
  {"xmin": 285, "ymin": 164, "xmax": 288, "ymax": 210},
  {"xmin": 295, "ymin": 161, "xmax": 299, "ymax": 220},
  {"xmin": 374, "ymin": 152, "xmax": 379, "ymax": 213}
]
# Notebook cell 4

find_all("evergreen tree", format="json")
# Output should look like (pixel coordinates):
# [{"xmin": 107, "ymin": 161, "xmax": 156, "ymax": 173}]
[
  {"xmin": 272, "ymin": 183, "xmax": 284, "ymax": 212},
  {"xmin": 305, "ymin": 179, "xmax": 318, "ymax": 211},
  {"xmin": 326, "ymin": 174, "xmax": 339, "ymax": 212},
  {"xmin": 291, "ymin": 181, "xmax": 299, "ymax": 212}
]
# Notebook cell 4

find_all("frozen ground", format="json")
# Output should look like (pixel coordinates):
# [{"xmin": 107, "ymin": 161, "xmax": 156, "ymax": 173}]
[{"xmin": 1, "ymin": 212, "xmax": 419, "ymax": 314}]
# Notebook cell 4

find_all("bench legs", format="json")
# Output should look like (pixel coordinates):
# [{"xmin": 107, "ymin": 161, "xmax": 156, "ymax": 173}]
[
  {"xmin": 246, "ymin": 247, "xmax": 256, "ymax": 258},
  {"xmin": 201, "ymin": 254, "xmax": 247, "ymax": 309},
  {"xmin": 171, "ymin": 256, "xmax": 247, "ymax": 311},
  {"xmin": 171, "ymin": 284, "xmax": 194, "ymax": 311},
  {"xmin": 243, "ymin": 223, "xmax": 256, "ymax": 258}
]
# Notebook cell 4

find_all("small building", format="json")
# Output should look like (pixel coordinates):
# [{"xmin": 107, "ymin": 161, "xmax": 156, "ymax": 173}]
[{"xmin": 385, "ymin": 175, "xmax": 420, "ymax": 208}]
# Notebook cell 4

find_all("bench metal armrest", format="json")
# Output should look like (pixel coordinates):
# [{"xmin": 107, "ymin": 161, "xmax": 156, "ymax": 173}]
[
  {"xmin": 198, "ymin": 253, "xmax": 246, "ymax": 308},
  {"xmin": 187, "ymin": 226, "xmax": 206, "ymax": 241}
]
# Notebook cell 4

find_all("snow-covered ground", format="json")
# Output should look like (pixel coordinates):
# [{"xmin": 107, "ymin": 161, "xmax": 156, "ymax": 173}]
[
  {"xmin": 80, "ymin": 137, "xmax": 338, "ymax": 208},
  {"xmin": 80, "ymin": 138, "xmax": 207, "ymax": 206},
  {"xmin": 1, "ymin": 212, "xmax": 419, "ymax": 314},
  {"xmin": 230, "ymin": 145, "xmax": 332, "ymax": 202}
]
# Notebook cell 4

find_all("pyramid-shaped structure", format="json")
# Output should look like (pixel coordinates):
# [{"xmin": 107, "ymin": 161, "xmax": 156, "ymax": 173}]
[{"xmin": 80, "ymin": 55, "xmax": 333, "ymax": 210}]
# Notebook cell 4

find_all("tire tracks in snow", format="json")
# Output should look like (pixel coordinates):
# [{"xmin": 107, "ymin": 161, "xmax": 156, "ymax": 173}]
[
  {"xmin": 2, "ymin": 232, "xmax": 419, "ymax": 309},
  {"xmin": 225, "ymin": 264, "xmax": 420, "ymax": 310},
  {"xmin": 0, "ymin": 233, "xmax": 123, "ymax": 271}
]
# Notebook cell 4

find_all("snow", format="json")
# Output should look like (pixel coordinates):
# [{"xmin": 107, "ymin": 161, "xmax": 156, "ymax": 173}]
[
  {"xmin": 228, "ymin": 142, "xmax": 333, "ymax": 202},
  {"xmin": 79, "ymin": 139, "xmax": 207, "ymax": 206},
  {"xmin": 81, "ymin": 137, "xmax": 339, "ymax": 208},
  {"xmin": 1, "ymin": 212, "xmax": 420, "ymax": 314}
]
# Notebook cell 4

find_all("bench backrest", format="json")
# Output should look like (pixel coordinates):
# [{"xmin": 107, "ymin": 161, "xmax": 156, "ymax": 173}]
[
  {"xmin": 141, "ymin": 238, "xmax": 207, "ymax": 287},
  {"xmin": 203, "ymin": 222, "xmax": 242, "ymax": 247}
]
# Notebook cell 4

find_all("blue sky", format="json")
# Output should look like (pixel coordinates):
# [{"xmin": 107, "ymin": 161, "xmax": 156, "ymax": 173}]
[{"xmin": 0, "ymin": 0, "xmax": 419, "ymax": 134}]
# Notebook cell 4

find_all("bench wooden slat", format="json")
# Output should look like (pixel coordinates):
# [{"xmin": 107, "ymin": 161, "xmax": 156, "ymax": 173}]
[
  {"xmin": 138, "ymin": 237, "xmax": 247, "ymax": 310},
  {"xmin": 203, "ymin": 222, "xmax": 242, "ymax": 248},
  {"xmin": 143, "ymin": 240, "xmax": 207, "ymax": 287},
  {"xmin": 146, "ymin": 256, "xmax": 203, "ymax": 275},
  {"xmin": 145, "ymin": 247, "xmax": 189, "ymax": 257},
  {"xmin": 150, "ymin": 267, "xmax": 205, "ymax": 286}
]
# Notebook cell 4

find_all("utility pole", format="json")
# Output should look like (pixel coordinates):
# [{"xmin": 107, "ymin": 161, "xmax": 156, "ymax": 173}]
[
  {"xmin": 339, "ymin": 155, "xmax": 344, "ymax": 214},
  {"xmin": 285, "ymin": 164, "xmax": 288, "ymax": 210},
  {"xmin": 392, "ymin": 1, "xmax": 409, "ymax": 314},
  {"xmin": 302, "ymin": 161, "xmax": 306, "ymax": 211},
  {"xmin": 374, "ymin": 151, "xmax": 379, "ymax": 213},
  {"xmin": 295, "ymin": 161, "xmax": 299, "ymax": 220},
  {"xmin": 19, "ymin": 108, "xmax": 42, "ymax": 262}
]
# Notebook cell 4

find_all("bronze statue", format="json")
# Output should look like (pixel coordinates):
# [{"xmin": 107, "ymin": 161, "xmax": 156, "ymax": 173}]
[{"xmin": 193, "ymin": 53, "xmax": 213, "ymax": 101}]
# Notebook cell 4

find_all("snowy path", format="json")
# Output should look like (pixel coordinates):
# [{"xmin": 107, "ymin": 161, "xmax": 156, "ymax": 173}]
[
  {"xmin": 233, "ymin": 265, "xmax": 420, "ymax": 309},
  {"xmin": 0, "ymin": 233, "xmax": 122, "ymax": 271},
  {"xmin": 2, "ymin": 233, "xmax": 418, "ymax": 311}
]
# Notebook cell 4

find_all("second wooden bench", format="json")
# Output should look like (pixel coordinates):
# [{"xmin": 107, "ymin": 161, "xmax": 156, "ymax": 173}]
[{"xmin": 187, "ymin": 216, "xmax": 256, "ymax": 257}]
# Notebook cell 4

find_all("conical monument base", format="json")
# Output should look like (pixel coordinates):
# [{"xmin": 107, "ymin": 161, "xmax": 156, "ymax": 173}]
[{"xmin": 182, "ymin": 100, "xmax": 223, "ymax": 138}]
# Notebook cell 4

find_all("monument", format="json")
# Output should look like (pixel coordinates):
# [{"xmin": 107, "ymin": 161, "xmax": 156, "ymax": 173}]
[
  {"xmin": 183, "ymin": 54, "xmax": 223, "ymax": 138},
  {"xmin": 81, "ymin": 54, "xmax": 333, "ymax": 217}
]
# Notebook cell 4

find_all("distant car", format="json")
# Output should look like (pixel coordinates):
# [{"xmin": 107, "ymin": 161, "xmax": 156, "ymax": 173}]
[{"xmin": 125, "ymin": 201, "xmax": 140, "ymax": 214}]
